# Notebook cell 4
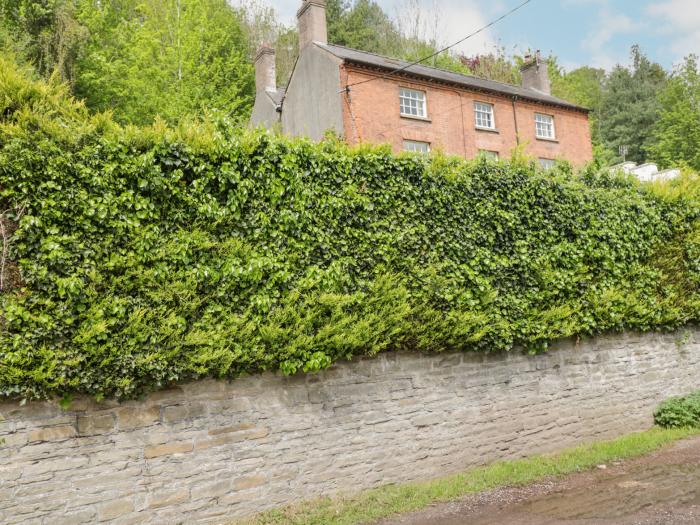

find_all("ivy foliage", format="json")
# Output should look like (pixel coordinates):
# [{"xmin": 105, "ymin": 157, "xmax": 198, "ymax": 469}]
[{"xmin": 1, "ymin": 57, "xmax": 699, "ymax": 400}]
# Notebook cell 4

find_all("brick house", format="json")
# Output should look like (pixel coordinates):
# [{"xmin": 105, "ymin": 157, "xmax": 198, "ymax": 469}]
[{"xmin": 251, "ymin": 0, "xmax": 593, "ymax": 167}]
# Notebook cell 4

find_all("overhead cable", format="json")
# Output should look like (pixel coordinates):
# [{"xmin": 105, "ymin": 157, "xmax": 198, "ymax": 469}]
[{"xmin": 341, "ymin": 0, "xmax": 534, "ymax": 92}]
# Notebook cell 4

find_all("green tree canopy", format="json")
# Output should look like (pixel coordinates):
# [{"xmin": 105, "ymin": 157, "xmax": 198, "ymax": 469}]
[
  {"xmin": 324, "ymin": 0, "xmax": 467, "ymax": 74},
  {"xmin": 550, "ymin": 63, "xmax": 605, "ymax": 141},
  {"xmin": 599, "ymin": 45, "xmax": 667, "ymax": 163},
  {"xmin": 648, "ymin": 55, "xmax": 700, "ymax": 171},
  {"xmin": 326, "ymin": 0, "xmax": 401, "ymax": 55},
  {"xmin": 74, "ymin": 0, "xmax": 254, "ymax": 125},
  {"xmin": 0, "ymin": 0, "xmax": 87, "ymax": 82},
  {"xmin": 460, "ymin": 49, "xmax": 521, "ymax": 85}
]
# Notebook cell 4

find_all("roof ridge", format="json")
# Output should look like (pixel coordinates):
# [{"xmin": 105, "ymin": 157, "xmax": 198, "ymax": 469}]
[
  {"xmin": 315, "ymin": 41, "xmax": 587, "ymax": 111},
  {"xmin": 319, "ymin": 42, "xmax": 520, "ymax": 90}
]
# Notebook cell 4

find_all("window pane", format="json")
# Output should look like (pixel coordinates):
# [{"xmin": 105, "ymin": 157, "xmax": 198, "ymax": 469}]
[
  {"xmin": 403, "ymin": 140, "xmax": 430, "ymax": 153},
  {"xmin": 479, "ymin": 150, "xmax": 499, "ymax": 160},
  {"xmin": 535, "ymin": 113, "xmax": 554, "ymax": 139},
  {"xmin": 539, "ymin": 158, "xmax": 556, "ymax": 170},
  {"xmin": 399, "ymin": 88, "xmax": 426, "ymax": 118},
  {"xmin": 474, "ymin": 102, "xmax": 494, "ymax": 129}
]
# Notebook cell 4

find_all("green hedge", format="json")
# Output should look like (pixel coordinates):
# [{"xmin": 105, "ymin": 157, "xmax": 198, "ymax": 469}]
[
  {"xmin": 655, "ymin": 390, "xmax": 700, "ymax": 428},
  {"xmin": 1, "ymin": 57, "xmax": 699, "ymax": 400}
]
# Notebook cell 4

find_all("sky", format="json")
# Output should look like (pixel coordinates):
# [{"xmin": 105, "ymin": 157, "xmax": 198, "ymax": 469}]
[{"xmin": 264, "ymin": 0, "xmax": 700, "ymax": 72}]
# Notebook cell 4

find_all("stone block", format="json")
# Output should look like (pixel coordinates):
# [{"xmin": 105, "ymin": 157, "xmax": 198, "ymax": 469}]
[
  {"xmin": 233, "ymin": 474, "xmax": 266, "ymax": 491},
  {"xmin": 195, "ymin": 427, "xmax": 269, "ymax": 451},
  {"xmin": 144, "ymin": 441, "xmax": 193, "ymax": 459},
  {"xmin": 3, "ymin": 402, "xmax": 57, "ymax": 421},
  {"xmin": 196, "ymin": 436, "xmax": 244, "ymax": 453},
  {"xmin": 190, "ymin": 479, "xmax": 232, "ymax": 500},
  {"xmin": 117, "ymin": 406, "xmax": 161, "ymax": 430},
  {"xmin": 77, "ymin": 413, "xmax": 116, "ymax": 435},
  {"xmin": 27, "ymin": 424, "xmax": 76, "ymax": 443},
  {"xmin": 161, "ymin": 403, "xmax": 207, "ymax": 424},
  {"xmin": 0, "ymin": 467, "xmax": 22, "ymax": 482},
  {"xmin": 0, "ymin": 431, "xmax": 28, "ymax": 447},
  {"xmin": 411, "ymin": 413, "xmax": 442, "ymax": 427},
  {"xmin": 148, "ymin": 488, "xmax": 190, "ymax": 509},
  {"xmin": 208, "ymin": 423, "xmax": 256, "ymax": 436},
  {"xmin": 98, "ymin": 498, "xmax": 135, "ymax": 520},
  {"xmin": 51, "ymin": 510, "xmax": 96, "ymax": 525},
  {"xmin": 208, "ymin": 397, "xmax": 252, "ymax": 414},
  {"xmin": 67, "ymin": 397, "xmax": 115, "ymax": 412},
  {"xmin": 145, "ymin": 386, "xmax": 184, "ymax": 403}
]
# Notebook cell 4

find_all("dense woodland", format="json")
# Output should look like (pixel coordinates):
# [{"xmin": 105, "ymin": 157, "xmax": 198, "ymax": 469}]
[{"xmin": 1, "ymin": 0, "xmax": 699, "ymax": 167}]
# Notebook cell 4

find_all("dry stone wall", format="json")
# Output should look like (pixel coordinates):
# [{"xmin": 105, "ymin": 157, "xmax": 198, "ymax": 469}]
[{"xmin": 1, "ymin": 329, "xmax": 699, "ymax": 524}]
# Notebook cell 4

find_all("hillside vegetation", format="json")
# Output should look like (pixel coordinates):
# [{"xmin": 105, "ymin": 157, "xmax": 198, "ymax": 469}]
[
  {"xmin": 1, "ymin": 58, "xmax": 699, "ymax": 400},
  {"xmin": 3, "ymin": 0, "xmax": 700, "ymax": 168}
]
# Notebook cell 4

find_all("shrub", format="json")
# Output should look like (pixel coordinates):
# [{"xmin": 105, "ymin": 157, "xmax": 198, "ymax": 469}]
[
  {"xmin": 1, "ymin": 57, "xmax": 699, "ymax": 400},
  {"xmin": 655, "ymin": 391, "xmax": 700, "ymax": 428}
]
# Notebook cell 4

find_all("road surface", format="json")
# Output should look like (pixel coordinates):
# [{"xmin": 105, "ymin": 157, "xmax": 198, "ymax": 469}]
[{"xmin": 378, "ymin": 436, "xmax": 700, "ymax": 525}]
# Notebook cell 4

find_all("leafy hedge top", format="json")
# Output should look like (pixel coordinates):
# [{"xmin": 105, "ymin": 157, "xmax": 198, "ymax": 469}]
[{"xmin": 1, "ymin": 58, "xmax": 699, "ymax": 400}]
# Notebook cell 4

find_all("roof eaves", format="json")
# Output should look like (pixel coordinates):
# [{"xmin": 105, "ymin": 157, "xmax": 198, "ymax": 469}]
[
  {"xmin": 346, "ymin": 60, "xmax": 589, "ymax": 113},
  {"xmin": 319, "ymin": 42, "xmax": 590, "ymax": 113}
]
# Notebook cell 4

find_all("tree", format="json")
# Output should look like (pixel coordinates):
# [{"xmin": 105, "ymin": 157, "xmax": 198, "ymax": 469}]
[
  {"xmin": 236, "ymin": 0, "xmax": 299, "ymax": 88},
  {"xmin": 73, "ymin": 0, "xmax": 254, "ymax": 125},
  {"xmin": 327, "ymin": 0, "xmax": 402, "ymax": 55},
  {"xmin": 648, "ymin": 55, "xmax": 700, "ymax": 171},
  {"xmin": 598, "ymin": 45, "xmax": 667, "ymax": 163},
  {"xmin": 550, "ymin": 61, "xmax": 606, "ymax": 144},
  {"xmin": 0, "ymin": 0, "xmax": 87, "ymax": 83},
  {"xmin": 394, "ymin": 0, "xmax": 467, "ymax": 74},
  {"xmin": 273, "ymin": 26, "xmax": 299, "ymax": 88},
  {"xmin": 324, "ymin": 0, "xmax": 466, "ymax": 74},
  {"xmin": 460, "ymin": 48, "xmax": 521, "ymax": 85}
]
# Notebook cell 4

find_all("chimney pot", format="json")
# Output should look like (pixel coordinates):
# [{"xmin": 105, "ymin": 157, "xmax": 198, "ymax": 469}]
[
  {"xmin": 297, "ymin": 0, "xmax": 327, "ymax": 50},
  {"xmin": 254, "ymin": 43, "xmax": 276, "ymax": 93},
  {"xmin": 520, "ymin": 50, "xmax": 551, "ymax": 95}
]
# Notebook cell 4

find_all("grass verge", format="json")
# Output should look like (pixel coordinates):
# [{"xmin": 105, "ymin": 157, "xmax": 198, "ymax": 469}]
[{"xmin": 234, "ymin": 427, "xmax": 699, "ymax": 525}]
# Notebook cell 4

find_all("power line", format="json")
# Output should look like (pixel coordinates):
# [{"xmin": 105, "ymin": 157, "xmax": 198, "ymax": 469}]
[{"xmin": 341, "ymin": 0, "xmax": 534, "ymax": 92}]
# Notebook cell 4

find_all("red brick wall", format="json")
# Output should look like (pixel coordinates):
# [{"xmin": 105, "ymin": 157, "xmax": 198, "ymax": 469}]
[{"xmin": 340, "ymin": 65, "xmax": 593, "ymax": 167}]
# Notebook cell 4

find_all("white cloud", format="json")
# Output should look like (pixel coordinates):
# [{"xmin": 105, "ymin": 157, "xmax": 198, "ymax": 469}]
[
  {"xmin": 561, "ymin": 0, "xmax": 606, "ymax": 5},
  {"xmin": 386, "ymin": 0, "xmax": 495, "ymax": 55},
  {"xmin": 580, "ymin": 3, "xmax": 641, "ymax": 69},
  {"xmin": 428, "ymin": 0, "xmax": 495, "ymax": 55},
  {"xmin": 273, "ymin": 0, "xmax": 298, "ymax": 23},
  {"xmin": 646, "ymin": 0, "xmax": 700, "ymax": 59},
  {"xmin": 559, "ymin": 59, "xmax": 583, "ymax": 72}
]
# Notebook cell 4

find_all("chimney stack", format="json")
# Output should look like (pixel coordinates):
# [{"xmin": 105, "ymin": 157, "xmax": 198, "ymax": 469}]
[
  {"xmin": 254, "ymin": 44, "xmax": 276, "ymax": 93},
  {"xmin": 520, "ymin": 51, "xmax": 551, "ymax": 95},
  {"xmin": 297, "ymin": 0, "xmax": 327, "ymax": 50}
]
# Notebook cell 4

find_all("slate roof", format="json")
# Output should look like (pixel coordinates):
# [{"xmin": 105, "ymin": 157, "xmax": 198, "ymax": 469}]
[{"xmin": 315, "ymin": 42, "xmax": 588, "ymax": 112}]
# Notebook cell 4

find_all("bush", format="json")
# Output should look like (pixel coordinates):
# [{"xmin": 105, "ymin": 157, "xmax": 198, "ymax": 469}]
[
  {"xmin": 1, "ymin": 57, "xmax": 699, "ymax": 400},
  {"xmin": 655, "ymin": 391, "xmax": 700, "ymax": 428}
]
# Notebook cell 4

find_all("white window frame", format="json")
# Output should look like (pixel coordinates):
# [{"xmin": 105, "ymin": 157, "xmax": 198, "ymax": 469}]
[
  {"xmin": 478, "ymin": 150, "xmax": 499, "ymax": 160},
  {"xmin": 403, "ymin": 140, "xmax": 430, "ymax": 153},
  {"xmin": 399, "ymin": 88, "xmax": 427, "ymax": 119},
  {"xmin": 474, "ymin": 102, "xmax": 495, "ymax": 130},
  {"xmin": 535, "ymin": 113, "xmax": 555, "ymax": 140},
  {"xmin": 538, "ymin": 158, "xmax": 556, "ymax": 170}
]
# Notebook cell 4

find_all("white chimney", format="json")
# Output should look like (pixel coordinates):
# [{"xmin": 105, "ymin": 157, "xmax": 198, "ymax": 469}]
[
  {"xmin": 520, "ymin": 51, "xmax": 551, "ymax": 95},
  {"xmin": 254, "ymin": 44, "xmax": 276, "ymax": 93},
  {"xmin": 297, "ymin": 0, "xmax": 327, "ymax": 50}
]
